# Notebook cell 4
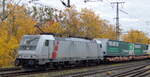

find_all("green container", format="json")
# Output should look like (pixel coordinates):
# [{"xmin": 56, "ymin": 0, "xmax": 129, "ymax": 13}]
[
  {"xmin": 106, "ymin": 39, "xmax": 148, "ymax": 57},
  {"xmin": 120, "ymin": 41, "xmax": 131, "ymax": 56},
  {"xmin": 134, "ymin": 44, "xmax": 148, "ymax": 56},
  {"xmin": 107, "ymin": 40, "xmax": 130, "ymax": 56}
]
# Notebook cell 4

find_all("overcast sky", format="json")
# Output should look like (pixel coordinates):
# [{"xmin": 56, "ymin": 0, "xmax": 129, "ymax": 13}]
[{"xmin": 23, "ymin": 0, "xmax": 150, "ymax": 35}]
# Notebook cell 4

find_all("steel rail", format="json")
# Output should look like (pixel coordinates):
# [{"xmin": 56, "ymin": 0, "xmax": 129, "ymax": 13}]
[
  {"xmin": 0, "ymin": 67, "xmax": 21, "ymax": 72},
  {"xmin": 0, "ymin": 69, "xmax": 40, "ymax": 77},
  {"xmin": 135, "ymin": 71, "xmax": 150, "ymax": 77},
  {"xmin": 129, "ymin": 68, "xmax": 150, "ymax": 77},
  {"xmin": 53, "ymin": 61, "xmax": 150, "ymax": 77},
  {"xmin": 110, "ymin": 63, "xmax": 150, "ymax": 77}
]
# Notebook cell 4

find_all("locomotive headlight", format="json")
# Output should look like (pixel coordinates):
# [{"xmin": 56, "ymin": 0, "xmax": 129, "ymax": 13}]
[
  {"xmin": 17, "ymin": 55, "xmax": 22, "ymax": 58},
  {"xmin": 31, "ymin": 55, "xmax": 37, "ymax": 58}
]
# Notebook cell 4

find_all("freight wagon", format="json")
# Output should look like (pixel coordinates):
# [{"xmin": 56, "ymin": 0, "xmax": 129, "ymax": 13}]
[{"xmin": 97, "ymin": 39, "xmax": 149, "ymax": 61}]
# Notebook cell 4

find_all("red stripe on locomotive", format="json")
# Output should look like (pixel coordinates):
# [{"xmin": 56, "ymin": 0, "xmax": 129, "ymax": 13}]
[{"xmin": 51, "ymin": 41, "xmax": 60, "ymax": 59}]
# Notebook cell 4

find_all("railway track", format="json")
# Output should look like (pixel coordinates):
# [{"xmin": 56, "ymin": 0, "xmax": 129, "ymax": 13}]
[
  {"xmin": 0, "ymin": 60, "xmax": 150, "ymax": 77},
  {"xmin": 0, "ymin": 67, "xmax": 21, "ymax": 72},
  {"xmin": 0, "ymin": 69, "xmax": 44, "ymax": 77},
  {"xmin": 53, "ymin": 60, "xmax": 150, "ymax": 77},
  {"xmin": 110, "ymin": 63, "xmax": 150, "ymax": 77}
]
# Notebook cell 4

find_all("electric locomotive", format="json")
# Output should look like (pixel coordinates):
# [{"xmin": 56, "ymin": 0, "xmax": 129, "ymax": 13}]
[{"xmin": 15, "ymin": 34, "xmax": 104, "ymax": 68}]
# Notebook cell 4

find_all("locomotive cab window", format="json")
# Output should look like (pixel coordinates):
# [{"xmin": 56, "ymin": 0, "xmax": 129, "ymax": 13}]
[
  {"xmin": 45, "ymin": 40, "xmax": 49, "ymax": 46},
  {"xmin": 19, "ymin": 36, "xmax": 39, "ymax": 50}
]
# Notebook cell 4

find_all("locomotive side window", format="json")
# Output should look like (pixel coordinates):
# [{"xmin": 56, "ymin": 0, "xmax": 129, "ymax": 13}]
[
  {"xmin": 45, "ymin": 40, "xmax": 49, "ymax": 46},
  {"xmin": 100, "ymin": 44, "xmax": 102, "ymax": 48},
  {"xmin": 103, "ymin": 52, "xmax": 105, "ymax": 54}
]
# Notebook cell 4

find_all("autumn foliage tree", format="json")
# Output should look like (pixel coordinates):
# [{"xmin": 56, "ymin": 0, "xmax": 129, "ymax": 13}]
[
  {"xmin": 0, "ymin": 4, "xmax": 36, "ymax": 67},
  {"xmin": 28, "ymin": 6, "xmax": 117, "ymax": 39},
  {"xmin": 0, "ymin": 0, "xmax": 23, "ymax": 22},
  {"xmin": 122, "ymin": 30, "xmax": 150, "ymax": 44},
  {"xmin": 58, "ymin": 7, "xmax": 116, "ymax": 39},
  {"xmin": 27, "ymin": 6, "xmax": 65, "ymax": 34}
]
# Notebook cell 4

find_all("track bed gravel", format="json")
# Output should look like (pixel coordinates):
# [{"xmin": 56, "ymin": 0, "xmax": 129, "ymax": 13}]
[{"xmin": 14, "ymin": 60, "xmax": 150, "ymax": 77}]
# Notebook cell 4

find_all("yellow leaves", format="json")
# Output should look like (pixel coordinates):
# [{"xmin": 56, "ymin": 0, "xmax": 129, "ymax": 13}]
[
  {"xmin": 61, "ymin": 7, "xmax": 116, "ymax": 39},
  {"xmin": 1, "ymin": 4, "xmax": 36, "ymax": 41},
  {"xmin": 99, "ymin": 24, "xmax": 116, "ymax": 40},
  {"xmin": 0, "ymin": 31, "xmax": 18, "ymax": 67},
  {"xmin": 41, "ymin": 21, "xmax": 64, "ymax": 34},
  {"xmin": 0, "ymin": 4, "xmax": 37, "ymax": 67},
  {"xmin": 122, "ymin": 30, "xmax": 149, "ymax": 44},
  {"xmin": 61, "ymin": 7, "xmax": 82, "ymax": 37},
  {"xmin": 79, "ymin": 9, "xmax": 102, "ymax": 38}
]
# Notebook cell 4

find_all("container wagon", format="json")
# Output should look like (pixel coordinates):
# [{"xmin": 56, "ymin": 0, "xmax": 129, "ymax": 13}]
[{"xmin": 95, "ymin": 39, "xmax": 149, "ymax": 62}]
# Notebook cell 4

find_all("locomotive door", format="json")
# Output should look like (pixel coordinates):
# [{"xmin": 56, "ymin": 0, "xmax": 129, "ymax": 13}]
[
  {"xmin": 97, "ymin": 43, "xmax": 103, "ymax": 59},
  {"xmin": 42, "ymin": 40, "xmax": 54, "ymax": 59}
]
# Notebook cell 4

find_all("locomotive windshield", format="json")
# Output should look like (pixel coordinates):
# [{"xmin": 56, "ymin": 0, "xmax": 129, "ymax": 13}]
[{"xmin": 19, "ymin": 36, "xmax": 40, "ymax": 50}]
